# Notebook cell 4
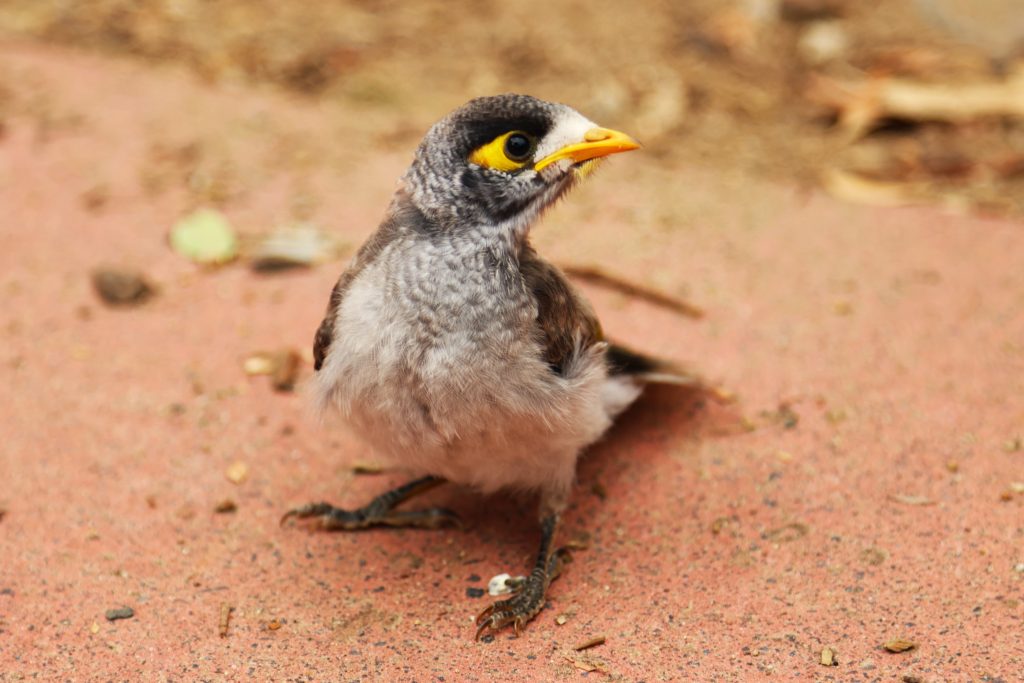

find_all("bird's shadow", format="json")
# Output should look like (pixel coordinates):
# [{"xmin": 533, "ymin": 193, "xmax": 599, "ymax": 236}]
[{"xmin": 427, "ymin": 381, "xmax": 747, "ymax": 563}]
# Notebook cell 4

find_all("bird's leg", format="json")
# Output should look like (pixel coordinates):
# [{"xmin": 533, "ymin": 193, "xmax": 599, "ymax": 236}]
[
  {"xmin": 280, "ymin": 475, "xmax": 460, "ymax": 531},
  {"xmin": 475, "ymin": 512, "xmax": 564, "ymax": 639}
]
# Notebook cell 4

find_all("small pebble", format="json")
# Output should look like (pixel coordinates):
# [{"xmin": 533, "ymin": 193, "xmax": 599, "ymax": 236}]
[
  {"xmin": 91, "ymin": 267, "xmax": 155, "ymax": 306},
  {"xmin": 488, "ymin": 573, "xmax": 515, "ymax": 596},
  {"xmin": 105, "ymin": 607, "xmax": 134, "ymax": 621},
  {"xmin": 480, "ymin": 634, "xmax": 495, "ymax": 644},
  {"xmin": 466, "ymin": 587, "xmax": 485, "ymax": 598},
  {"xmin": 467, "ymin": 574, "xmax": 481, "ymax": 582}
]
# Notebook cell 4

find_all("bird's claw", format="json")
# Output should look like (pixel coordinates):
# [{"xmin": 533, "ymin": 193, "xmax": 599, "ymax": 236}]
[
  {"xmin": 279, "ymin": 502, "xmax": 334, "ymax": 528},
  {"xmin": 280, "ymin": 500, "xmax": 461, "ymax": 531},
  {"xmin": 474, "ymin": 571, "xmax": 549, "ymax": 640}
]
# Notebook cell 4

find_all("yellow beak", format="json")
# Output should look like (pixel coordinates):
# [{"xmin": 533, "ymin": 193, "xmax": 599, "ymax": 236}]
[{"xmin": 533, "ymin": 127, "xmax": 641, "ymax": 171}]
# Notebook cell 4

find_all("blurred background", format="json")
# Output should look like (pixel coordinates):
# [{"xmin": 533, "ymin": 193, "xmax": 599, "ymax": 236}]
[
  {"xmin": 3, "ymin": 4, "xmax": 1024, "ymax": 678},
  {"xmin": 2, "ymin": 0, "xmax": 1024, "ymax": 215}
]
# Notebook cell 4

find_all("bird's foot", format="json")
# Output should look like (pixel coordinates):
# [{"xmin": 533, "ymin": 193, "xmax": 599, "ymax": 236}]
[
  {"xmin": 475, "ymin": 548, "xmax": 569, "ymax": 639},
  {"xmin": 280, "ymin": 476, "xmax": 460, "ymax": 531},
  {"xmin": 280, "ymin": 501, "xmax": 460, "ymax": 530}
]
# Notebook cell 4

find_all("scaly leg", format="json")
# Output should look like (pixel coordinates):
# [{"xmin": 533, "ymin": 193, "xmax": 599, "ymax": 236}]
[
  {"xmin": 475, "ymin": 513, "xmax": 565, "ymax": 639},
  {"xmin": 281, "ymin": 475, "xmax": 460, "ymax": 531}
]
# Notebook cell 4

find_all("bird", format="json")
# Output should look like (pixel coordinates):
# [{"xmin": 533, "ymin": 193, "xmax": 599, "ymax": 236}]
[{"xmin": 283, "ymin": 93, "xmax": 692, "ymax": 639}]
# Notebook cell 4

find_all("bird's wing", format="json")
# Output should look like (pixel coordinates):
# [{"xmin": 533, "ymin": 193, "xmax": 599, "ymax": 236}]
[
  {"xmin": 519, "ymin": 248, "xmax": 604, "ymax": 376},
  {"xmin": 313, "ymin": 192, "xmax": 425, "ymax": 371}
]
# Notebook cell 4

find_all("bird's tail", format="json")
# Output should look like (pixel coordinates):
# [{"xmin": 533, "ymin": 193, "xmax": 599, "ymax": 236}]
[{"xmin": 605, "ymin": 343, "xmax": 701, "ymax": 387}]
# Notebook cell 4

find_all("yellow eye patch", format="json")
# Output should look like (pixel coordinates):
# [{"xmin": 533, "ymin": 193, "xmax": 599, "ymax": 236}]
[{"xmin": 468, "ymin": 131, "xmax": 536, "ymax": 173}]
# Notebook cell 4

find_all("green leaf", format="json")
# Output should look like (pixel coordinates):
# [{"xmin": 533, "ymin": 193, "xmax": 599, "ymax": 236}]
[{"xmin": 170, "ymin": 208, "xmax": 238, "ymax": 265}]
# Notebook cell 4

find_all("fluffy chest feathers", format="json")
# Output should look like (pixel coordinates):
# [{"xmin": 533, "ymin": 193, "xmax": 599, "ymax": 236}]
[
  {"xmin": 346, "ymin": 231, "xmax": 540, "ymax": 389},
  {"xmin": 312, "ymin": 221, "xmax": 616, "ymax": 496}
]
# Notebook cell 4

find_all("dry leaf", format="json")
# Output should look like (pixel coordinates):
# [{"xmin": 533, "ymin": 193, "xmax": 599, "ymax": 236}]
[
  {"xmin": 883, "ymin": 639, "xmax": 917, "ymax": 653},
  {"xmin": 245, "ymin": 224, "xmax": 347, "ymax": 272},
  {"xmin": 218, "ymin": 603, "xmax": 233, "ymax": 638},
  {"xmin": 564, "ymin": 654, "xmax": 608, "ymax": 674},
  {"xmin": 821, "ymin": 168, "xmax": 922, "ymax": 207},
  {"xmin": 271, "ymin": 349, "xmax": 302, "ymax": 392},
  {"xmin": 243, "ymin": 348, "xmax": 303, "ymax": 391},
  {"xmin": 352, "ymin": 461, "xmax": 385, "ymax": 475},
  {"xmin": 807, "ymin": 69, "xmax": 1024, "ymax": 139}
]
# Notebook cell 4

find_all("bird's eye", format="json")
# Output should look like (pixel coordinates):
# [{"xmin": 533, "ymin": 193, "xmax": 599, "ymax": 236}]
[
  {"xmin": 503, "ymin": 133, "xmax": 534, "ymax": 162},
  {"xmin": 468, "ymin": 131, "xmax": 537, "ymax": 173}
]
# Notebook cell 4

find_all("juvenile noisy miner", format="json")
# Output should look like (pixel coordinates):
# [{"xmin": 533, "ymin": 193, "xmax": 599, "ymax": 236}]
[{"xmin": 283, "ymin": 94, "xmax": 691, "ymax": 639}]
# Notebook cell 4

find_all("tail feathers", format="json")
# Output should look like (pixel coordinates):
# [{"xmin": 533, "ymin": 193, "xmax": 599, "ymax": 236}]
[{"xmin": 606, "ymin": 343, "xmax": 700, "ymax": 387}]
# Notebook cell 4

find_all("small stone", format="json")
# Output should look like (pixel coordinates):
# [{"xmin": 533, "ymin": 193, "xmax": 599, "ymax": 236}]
[
  {"xmin": 555, "ymin": 614, "xmax": 569, "ymax": 626},
  {"xmin": 225, "ymin": 461, "xmax": 249, "ymax": 484},
  {"xmin": 243, "ymin": 354, "xmax": 275, "ymax": 376},
  {"xmin": 105, "ymin": 607, "xmax": 134, "ymax": 621},
  {"xmin": 465, "ymin": 587, "xmax": 485, "ymax": 598},
  {"xmin": 214, "ymin": 499, "xmax": 237, "ymax": 513},
  {"xmin": 91, "ymin": 267, "xmax": 156, "ymax": 307},
  {"xmin": 270, "ymin": 349, "xmax": 302, "ymax": 392},
  {"xmin": 487, "ymin": 573, "xmax": 515, "ymax": 596},
  {"xmin": 820, "ymin": 646, "xmax": 837, "ymax": 666}
]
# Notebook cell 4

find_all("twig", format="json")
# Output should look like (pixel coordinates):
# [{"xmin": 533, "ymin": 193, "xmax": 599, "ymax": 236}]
[
  {"xmin": 219, "ymin": 603, "xmax": 234, "ymax": 638},
  {"xmin": 561, "ymin": 265, "xmax": 704, "ymax": 318},
  {"xmin": 574, "ymin": 635, "xmax": 607, "ymax": 651}
]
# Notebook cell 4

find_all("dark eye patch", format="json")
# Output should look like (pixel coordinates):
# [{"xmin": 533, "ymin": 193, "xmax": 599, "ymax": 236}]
[{"xmin": 463, "ymin": 116, "xmax": 550, "ymax": 151}]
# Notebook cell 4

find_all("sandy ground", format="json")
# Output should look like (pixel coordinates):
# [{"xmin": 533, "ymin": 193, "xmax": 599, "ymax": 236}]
[{"xmin": 1, "ymin": 38, "xmax": 1023, "ymax": 682}]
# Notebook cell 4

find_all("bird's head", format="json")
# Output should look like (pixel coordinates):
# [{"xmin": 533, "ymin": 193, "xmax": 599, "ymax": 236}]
[{"xmin": 402, "ymin": 94, "xmax": 639, "ymax": 237}]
